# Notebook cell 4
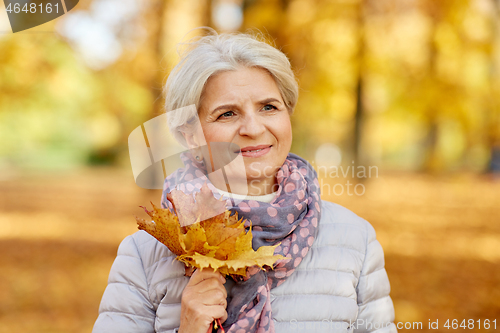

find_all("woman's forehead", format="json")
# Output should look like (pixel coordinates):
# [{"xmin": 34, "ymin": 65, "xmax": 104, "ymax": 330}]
[{"xmin": 201, "ymin": 68, "xmax": 283, "ymax": 107}]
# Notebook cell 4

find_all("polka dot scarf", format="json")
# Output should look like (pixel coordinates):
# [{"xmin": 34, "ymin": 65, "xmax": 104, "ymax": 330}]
[{"xmin": 161, "ymin": 152, "xmax": 321, "ymax": 333}]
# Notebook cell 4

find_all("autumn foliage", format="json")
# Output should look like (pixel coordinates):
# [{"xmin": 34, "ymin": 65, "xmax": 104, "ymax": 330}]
[{"xmin": 136, "ymin": 184, "xmax": 284, "ymax": 276}]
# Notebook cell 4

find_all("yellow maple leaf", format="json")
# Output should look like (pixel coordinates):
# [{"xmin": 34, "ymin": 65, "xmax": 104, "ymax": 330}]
[{"xmin": 136, "ymin": 184, "xmax": 285, "ymax": 276}]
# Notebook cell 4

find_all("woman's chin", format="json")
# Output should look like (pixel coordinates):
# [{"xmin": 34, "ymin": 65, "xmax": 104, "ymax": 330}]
[{"xmin": 244, "ymin": 161, "xmax": 280, "ymax": 177}]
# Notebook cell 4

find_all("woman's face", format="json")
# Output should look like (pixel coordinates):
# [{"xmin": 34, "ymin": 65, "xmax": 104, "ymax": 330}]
[{"xmin": 186, "ymin": 66, "xmax": 292, "ymax": 195}]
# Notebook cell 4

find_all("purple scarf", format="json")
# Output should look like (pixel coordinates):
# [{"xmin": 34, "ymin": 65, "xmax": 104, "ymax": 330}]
[{"xmin": 160, "ymin": 152, "xmax": 321, "ymax": 333}]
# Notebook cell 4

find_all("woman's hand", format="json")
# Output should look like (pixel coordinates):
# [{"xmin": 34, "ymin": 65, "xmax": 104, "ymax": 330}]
[{"xmin": 178, "ymin": 268, "xmax": 228, "ymax": 333}]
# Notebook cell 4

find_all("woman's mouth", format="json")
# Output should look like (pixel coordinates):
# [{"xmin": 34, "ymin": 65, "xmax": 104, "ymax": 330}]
[{"xmin": 239, "ymin": 145, "xmax": 272, "ymax": 157}]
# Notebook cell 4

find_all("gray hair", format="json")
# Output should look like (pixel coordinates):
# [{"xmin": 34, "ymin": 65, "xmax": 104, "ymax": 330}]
[{"xmin": 164, "ymin": 27, "xmax": 299, "ymax": 147}]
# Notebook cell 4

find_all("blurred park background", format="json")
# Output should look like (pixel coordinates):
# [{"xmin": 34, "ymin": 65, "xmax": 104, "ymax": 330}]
[{"xmin": 1, "ymin": 0, "xmax": 500, "ymax": 332}]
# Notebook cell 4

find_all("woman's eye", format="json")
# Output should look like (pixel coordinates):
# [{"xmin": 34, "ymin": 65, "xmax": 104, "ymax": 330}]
[
  {"xmin": 218, "ymin": 111, "xmax": 234, "ymax": 119},
  {"xmin": 263, "ymin": 104, "xmax": 277, "ymax": 111}
]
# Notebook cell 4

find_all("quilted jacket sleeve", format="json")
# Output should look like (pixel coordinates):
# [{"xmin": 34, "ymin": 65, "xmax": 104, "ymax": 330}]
[
  {"xmin": 354, "ymin": 221, "xmax": 397, "ymax": 333},
  {"xmin": 92, "ymin": 235, "xmax": 159, "ymax": 333}
]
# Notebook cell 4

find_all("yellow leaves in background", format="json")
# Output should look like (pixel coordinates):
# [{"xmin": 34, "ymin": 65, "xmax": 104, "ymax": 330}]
[
  {"xmin": 87, "ymin": 114, "xmax": 121, "ymax": 150},
  {"xmin": 329, "ymin": 90, "xmax": 357, "ymax": 122},
  {"xmin": 240, "ymin": 0, "xmax": 500, "ymax": 170},
  {"xmin": 1, "ymin": 0, "xmax": 499, "ymax": 171},
  {"xmin": 287, "ymin": 0, "xmax": 316, "ymax": 26}
]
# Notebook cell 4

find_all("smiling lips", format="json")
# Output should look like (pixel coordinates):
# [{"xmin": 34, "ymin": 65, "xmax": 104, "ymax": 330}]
[{"xmin": 238, "ymin": 145, "xmax": 272, "ymax": 158}]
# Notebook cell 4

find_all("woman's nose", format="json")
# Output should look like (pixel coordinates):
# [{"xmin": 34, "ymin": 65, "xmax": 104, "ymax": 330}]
[{"xmin": 237, "ymin": 112, "xmax": 266, "ymax": 138}]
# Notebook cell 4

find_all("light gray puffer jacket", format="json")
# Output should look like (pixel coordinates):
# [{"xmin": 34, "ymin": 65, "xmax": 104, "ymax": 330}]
[{"xmin": 93, "ymin": 200, "xmax": 397, "ymax": 333}]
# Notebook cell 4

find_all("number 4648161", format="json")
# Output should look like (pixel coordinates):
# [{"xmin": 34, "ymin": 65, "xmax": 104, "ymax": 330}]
[
  {"xmin": 444, "ymin": 319, "xmax": 496, "ymax": 330},
  {"xmin": 6, "ymin": 2, "xmax": 59, "ymax": 14}
]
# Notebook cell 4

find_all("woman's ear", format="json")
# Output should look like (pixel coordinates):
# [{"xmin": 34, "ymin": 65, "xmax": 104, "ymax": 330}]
[
  {"xmin": 179, "ymin": 128, "xmax": 205, "ymax": 162},
  {"xmin": 181, "ymin": 129, "xmax": 199, "ymax": 150},
  {"xmin": 178, "ymin": 118, "xmax": 206, "ymax": 149}
]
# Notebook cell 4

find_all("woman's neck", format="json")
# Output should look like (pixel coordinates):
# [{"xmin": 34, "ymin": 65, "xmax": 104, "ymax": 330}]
[
  {"xmin": 216, "ymin": 187, "xmax": 277, "ymax": 203},
  {"xmin": 207, "ymin": 174, "xmax": 277, "ymax": 196}
]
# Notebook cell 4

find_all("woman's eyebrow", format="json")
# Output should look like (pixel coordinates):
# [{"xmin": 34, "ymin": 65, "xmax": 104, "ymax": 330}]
[
  {"xmin": 210, "ymin": 97, "xmax": 283, "ymax": 114},
  {"xmin": 258, "ymin": 97, "xmax": 282, "ymax": 106},
  {"xmin": 210, "ymin": 103, "xmax": 237, "ymax": 114}
]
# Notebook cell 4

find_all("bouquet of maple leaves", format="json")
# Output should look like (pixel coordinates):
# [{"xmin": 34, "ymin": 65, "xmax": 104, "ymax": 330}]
[
  {"xmin": 136, "ymin": 184, "xmax": 284, "ymax": 277},
  {"xmin": 136, "ymin": 184, "xmax": 284, "ymax": 332}
]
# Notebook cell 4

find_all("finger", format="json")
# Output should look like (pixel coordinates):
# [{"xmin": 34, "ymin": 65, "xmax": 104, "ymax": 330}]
[
  {"xmin": 200, "ymin": 289, "xmax": 227, "ymax": 307},
  {"xmin": 204, "ymin": 304, "xmax": 227, "ymax": 324},
  {"xmin": 190, "ymin": 268, "xmax": 225, "ymax": 285},
  {"xmin": 192, "ymin": 278, "xmax": 228, "ymax": 298},
  {"xmin": 219, "ymin": 308, "xmax": 228, "ymax": 323}
]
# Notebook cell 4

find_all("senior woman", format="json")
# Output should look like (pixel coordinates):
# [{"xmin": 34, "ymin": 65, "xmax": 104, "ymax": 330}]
[{"xmin": 93, "ymin": 28, "xmax": 397, "ymax": 333}]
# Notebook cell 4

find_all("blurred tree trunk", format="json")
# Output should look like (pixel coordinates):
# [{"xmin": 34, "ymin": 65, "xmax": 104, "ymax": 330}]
[
  {"xmin": 144, "ymin": 0, "xmax": 168, "ymax": 190},
  {"xmin": 489, "ymin": 0, "xmax": 500, "ymax": 173},
  {"xmin": 422, "ymin": 0, "xmax": 442, "ymax": 173},
  {"xmin": 353, "ymin": 76, "xmax": 364, "ymax": 166},
  {"xmin": 423, "ymin": 35, "xmax": 440, "ymax": 171},
  {"xmin": 152, "ymin": 0, "xmax": 168, "ymax": 118},
  {"xmin": 353, "ymin": 0, "xmax": 367, "ymax": 168}
]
